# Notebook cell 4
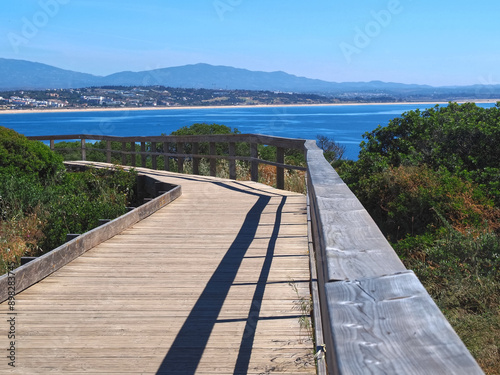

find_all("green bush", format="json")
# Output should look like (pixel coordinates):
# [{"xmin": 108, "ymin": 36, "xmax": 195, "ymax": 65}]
[
  {"xmin": 1, "ymin": 128, "xmax": 139, "ymax": 271},
  {"xmin": 359, "ymin": 102, "xmax": 500, "ymax": 203},
  {"xmin": 0, "ymin": 126, "xmax": 64, "ymax": 183},
  {"xmin": 39, "ymin": 167, "xmax": 137, "ymax": 251}
]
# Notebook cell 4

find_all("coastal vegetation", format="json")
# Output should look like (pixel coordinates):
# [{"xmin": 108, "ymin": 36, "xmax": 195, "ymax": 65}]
[
  {"xmin": 337, "ymin": 102, "xmax": 500, "ymax": 373},
  {"xmin": 0, "ymin": 127, "xmax": 138, "ymax": 274}
]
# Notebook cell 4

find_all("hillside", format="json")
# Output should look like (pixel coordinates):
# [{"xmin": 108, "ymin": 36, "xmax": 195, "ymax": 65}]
[{"xmin": 2, "ymin": 58, "xmax": 500, "ymax": 100}]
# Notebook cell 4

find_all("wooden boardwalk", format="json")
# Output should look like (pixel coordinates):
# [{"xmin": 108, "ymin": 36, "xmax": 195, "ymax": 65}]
[{"xmin": 1, "ymin": 165, "xmax": 315, "ymax": 375}]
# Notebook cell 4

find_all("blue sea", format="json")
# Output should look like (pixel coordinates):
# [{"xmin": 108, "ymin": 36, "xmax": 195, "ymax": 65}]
[{"xmin": 0, "ymin": 103, "xmax": 496, "ymax": 160}]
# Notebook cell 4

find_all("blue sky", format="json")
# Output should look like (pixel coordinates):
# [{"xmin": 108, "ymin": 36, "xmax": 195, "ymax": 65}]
[{"xmin": 1, "ymin": 0, "xmax": 499, "ymax": 86}]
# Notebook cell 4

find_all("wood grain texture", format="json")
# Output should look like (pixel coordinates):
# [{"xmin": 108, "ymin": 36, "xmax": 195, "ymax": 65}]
[
  {"xmin": 324, "ymin": 271, "xmax": 484, "ymax": 375},
  {"xmin": 0, "ymin": 163, "xmax": 314, "ymax": 375},
  {"xmin": 305, "ymin": 140, "xmax": 405, "ymax": 281},
  {"xmin": 0, "ymin": 171, "xmax": 181, "ymax": 304},
  {"xmin": 304, "ymin": 140, "xmax": 483, "ymax": 374}
]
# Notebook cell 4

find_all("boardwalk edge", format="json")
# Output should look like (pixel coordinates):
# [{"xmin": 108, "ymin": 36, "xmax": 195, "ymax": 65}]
[{"xmin": 0, "ymin": 166, "xmax": 181, "ymax": 303}]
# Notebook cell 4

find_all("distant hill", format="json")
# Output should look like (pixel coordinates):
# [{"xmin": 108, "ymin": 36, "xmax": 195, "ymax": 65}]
[
  {"xmin": 0, "ymin": 58, "xmax": 101, "ymax": 90},
  {"xmin": 1, "ymin": 58, "xmax": 500, "ymax": 99}
]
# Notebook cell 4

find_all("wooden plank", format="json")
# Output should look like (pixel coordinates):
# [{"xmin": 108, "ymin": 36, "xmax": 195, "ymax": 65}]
[
  {"xmin": 324, "ymin": 271, "xmax": 484, "ymax": 375},
  {"xmin": 163, "ymin": 141, "xmax": 169, "ymax": 171},
  {"xmin": 151, "ymin": 141, "xmax": 157, "ymax": 170},
  {"xmin": 81, "ymin": 138, "xmax": 86, "ymax": 160},
  {"xmin": 27, "ymin": 134, "xmax": 306, "ymax": 150},
  {"xmin": 229, "ymin": 142, "xmax": 236, "ymax": 179},
  {"xmin": 305, "ymin": 140, "xmax": 405, "ymax": 281},
  {"xmin": 0, "ymin": 171, "xmax": 181, "ymax": 303},
  {"xmin": 129, "ymin": 141, "xmax": 135, "ymax": 166},
  {"xmin": 209, "ymin": 141, "xmax": 216, "ymax": 176},
  {"xmin": 106, "ymin": 140, "xmax": 111, "ymax": 163},
  {"xmin": 121, "ymin": 142, "xmax": 127, "ymax": 165},
  {"xmin": 140, "ymin": 142, "xmax": 146, "ymax": 167},
  {"xmin": 276, "ymin": 146, "xmax": 285, "ymax": 190},
  {"xmin": 176, "ymin": 142, "xmax": 184, "ymax": 173},
  {"xmin": 251, "ymin": 142, "xmax": 258, "ymax": 182},
  {"xmin": 193, "ymin": 142, "xmax": 200, "ymax": 175}
]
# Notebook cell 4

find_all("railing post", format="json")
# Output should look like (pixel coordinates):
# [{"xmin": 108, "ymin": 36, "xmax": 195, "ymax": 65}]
[
  {"xmin": 163, "ymin": 141, "xmax": 170, "ymax": 171},
  {"xmin": 276, "ymin": 147, "xmax": 285, "ymax": 190},
  {"xmin": 151, "ymin": 142, "xmax": 157, "ymax": 170},
  {"xmin": 141, "ymin": 142, "xmax": 146, "ymax": 167},
  {"xmin": 130, "ymin": 142, "xmax": 136, "ymax": 167},
  {"xmin": 192, "ymin": 142, "xmax": 199, "ymax": 175},
  {"xmin": 121, "ymin": 142, "xmax": 127, "ymax": 165},
  {"xmin": 229, "ymin": 142, "xmax": 236, "ymax": 180},
  {"xmin": 106, "ymin": 140, "xmax": 111, "ymax": 164},
  {"xmin": 177, "ymin": 142, "xmax": 184, "ymax": 173},
  {"xmin": 209, "ymin": 142, "xmax": 216, "ymax": 177},
  {"xmin": 81, "ymin": 139, "xmax": 86, "ymax": 161},
  {"xmin": 50, "ymin": 139, "xmax": 54, "ymax": 151},
  {"xmin": 250, "ymin": 143, "xmax": 258, "ymax": 182}
]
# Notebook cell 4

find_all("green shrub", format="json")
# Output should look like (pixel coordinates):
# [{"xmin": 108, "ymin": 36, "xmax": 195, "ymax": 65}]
[
  {"xmin": 359, "ymin": 102, "xmax": 500, "ymax": 203},
  {"xmin": 0, "ymin": 126, "xmax": 64, "ymax": 183},
  {"xmin": 39, "ymin": 167, "xmax": 137, "ymax": 251}
]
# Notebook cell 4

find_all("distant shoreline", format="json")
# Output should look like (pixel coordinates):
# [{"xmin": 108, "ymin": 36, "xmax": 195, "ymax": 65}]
[{"xmin": 1, "ymin": 99, "xmax": 498, "ymax": 115}]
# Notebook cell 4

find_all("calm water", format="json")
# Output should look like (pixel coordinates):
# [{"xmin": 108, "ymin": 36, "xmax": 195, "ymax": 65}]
[{"xmin": 1, "ymin": 103, "xmax": 496, "ymax": 160}]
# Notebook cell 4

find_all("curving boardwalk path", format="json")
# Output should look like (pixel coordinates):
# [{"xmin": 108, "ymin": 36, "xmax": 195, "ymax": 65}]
[{"xmin": 1, "ymin": 163, "xmax": 314, "ymax": 375}]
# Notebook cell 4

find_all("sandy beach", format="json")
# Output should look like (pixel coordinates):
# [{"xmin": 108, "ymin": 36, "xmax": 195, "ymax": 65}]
[{"xmin": 0, "ymin": 99, "xmax": 498, "ymax": 115}]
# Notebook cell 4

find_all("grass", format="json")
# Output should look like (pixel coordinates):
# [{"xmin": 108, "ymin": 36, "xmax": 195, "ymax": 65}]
[
  {"xmin": 0, "ymin": 208, "xmax": 44, "ymax": 272},
  {"xmin": 395, "ymin": 227, "xmax": 499, "ymax": 374},
  {"xmin": 288, "ymin": 280, "xmax": 313, "ymax": 344}
]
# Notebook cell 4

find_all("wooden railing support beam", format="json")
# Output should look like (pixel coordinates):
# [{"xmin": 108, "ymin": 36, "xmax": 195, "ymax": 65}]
[
  {"xmin": 209, "ymin": 142, "xmax": 216, "ymax": 177},
  {"xmin": 141, "ymin": 142, "xmax": 146, "ymax": 167},
  {"xmin": 276, "ymin": 147, "xmax": 284, "ymax": 190},
  {"xmin": 121, "ymin": 142, "xmax": 127, "ymax": 165},
  {"xmin": 163, "ymin": 141, "xmax": 169, "ymax": 171},
  {"xmin": 106, "ymin": 140, "xmax": 112, "ymax": 164},
  {"xmin": 151, "ymin": 142, "xmax": 157, "ymax": 170},
  {"xmin": 229, "ymin": 142, "xmax": 236, "ymax": 180},
  {"xmin": 250, "ymin": 143, "xmax": 258, "ymax": 182},
  {"xmin": 192, "ymin": 142, "xmax": 200, "ymax": 175},
  {"xmin": 81, "ymin": 139, "xmax": 86, "ymax": 161},
  {"xmin": 130, "ymin": 142, "xmax": 136, "ymax": 167},
  {"xmin": 177, "ymin": 142, "xmax": 184, "ymax": 173}
]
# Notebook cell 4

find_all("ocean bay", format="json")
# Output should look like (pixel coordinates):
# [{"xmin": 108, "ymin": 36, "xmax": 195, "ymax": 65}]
[{"xmin": 1, "ymin": 103, "xmax": 496, "ymax": 160}]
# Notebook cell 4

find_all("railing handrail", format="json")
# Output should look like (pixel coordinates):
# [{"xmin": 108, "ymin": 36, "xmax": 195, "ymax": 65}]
[
  {"xmin": 304, "ymin": 139, "xmax": 483, "ymax": 374},
  {"xmin": 27, "ymin": 133, "xmax": 307, "ymax": 189},
  {"xmin": 27, "ymin": 133, "xmax": 306, "ymax": 149}
]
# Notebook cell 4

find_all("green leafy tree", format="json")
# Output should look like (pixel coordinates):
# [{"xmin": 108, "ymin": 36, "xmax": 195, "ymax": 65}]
[
  {"xmin": 0, "ymin": 126, "xmax": 64, "ymax": 183},
  {"xmin": 358, "ymin": 102, "xmax": 500, "ymax": 202}
]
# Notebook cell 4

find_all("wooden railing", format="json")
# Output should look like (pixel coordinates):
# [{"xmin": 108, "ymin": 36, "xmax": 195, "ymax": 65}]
[
  {"xmin": 27, "ymin": 134, "xmax": 307, "ymax": 190},
  {"xmin": 26, "ymin": 134, "xmax": 484, "ymax": 374},
  {"xmin": 304, "ymin": 140, "xmax": 483, "ymax": 375}
]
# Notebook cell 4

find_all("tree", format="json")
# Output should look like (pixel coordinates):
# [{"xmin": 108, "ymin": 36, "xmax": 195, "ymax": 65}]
[{"xmin": 316, "ymin": 134, "xmax": 346, "ymax": 164}]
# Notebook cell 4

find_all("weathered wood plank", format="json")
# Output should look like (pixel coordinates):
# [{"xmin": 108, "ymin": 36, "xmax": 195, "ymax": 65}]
[
  {"xmin": 305, "ymin": 139, "xmax": 405, "ymax": 281},
  {"xmin": 324, "ymin": 271, "xmax": 484, "ymax": 375},
  {"xmin": 27, "ymin": 133, "xmax": 306, "ymax": 150},
  {"xmin": 0, "ymin": 169, "xmax": 181, "ymax": 303}
]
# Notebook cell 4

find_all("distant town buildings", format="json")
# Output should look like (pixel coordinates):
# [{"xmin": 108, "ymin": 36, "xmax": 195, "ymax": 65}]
[
  {"xmin": 2, "ymin": 96, "xmax": 65, "ymax": 109},
  {"xmin": 0, "ymin": 86, "xmax": 339, "ymax": 111}
]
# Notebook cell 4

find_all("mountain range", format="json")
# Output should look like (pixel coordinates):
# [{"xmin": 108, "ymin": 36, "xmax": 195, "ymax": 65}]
[{"xmin": 1, "ymin": 58, "xmax": 500, "ymax": 98}]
